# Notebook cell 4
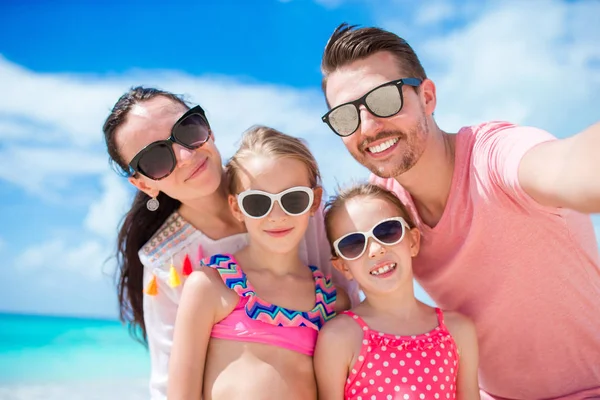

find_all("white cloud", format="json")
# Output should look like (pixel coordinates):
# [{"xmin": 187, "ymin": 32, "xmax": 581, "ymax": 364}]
[
  {"xmin": 414, "ymin": 0, "xmax": 458, "ymax": 26},
  {"xmin": 0, "ymin": 145, "xmax": 108, "ymax": 196},
  {"xmin": 84, "ymin": 174, "xmax": 132, "ymax": 241},
  {"xmin": 17, "ymin": 238, "xmax": 106, "ymax": 280},
  {"xmin": 0, "ymin": 56, "xmax": 125, "ymax": 148},
  {"xmin": 0, "ymin": 119, "xmax": 41, "ymax": 140},
  {"xmin": 15, "ymin": 173, "xmax": 133, "ymax": 283}
]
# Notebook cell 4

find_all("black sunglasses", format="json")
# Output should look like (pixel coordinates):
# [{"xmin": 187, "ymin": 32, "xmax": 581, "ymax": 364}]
[
  {"xmin": 128, "ymin": 105, "xmax": 212, "ymax": 180},
  {"xmin": 322, "ymin": 78, "xmax": 422, "ymax": 137}
]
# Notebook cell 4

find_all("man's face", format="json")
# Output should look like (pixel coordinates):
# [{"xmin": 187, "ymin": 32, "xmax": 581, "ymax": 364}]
[{"xmin": 325, "ymin": 51, "xmax": 433, "ymax": 179}]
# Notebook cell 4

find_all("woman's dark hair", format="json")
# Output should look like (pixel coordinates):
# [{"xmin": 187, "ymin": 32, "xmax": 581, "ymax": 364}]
[{"xmin": 103, "ymin": 86, "xmax": 189, "ymax": 344}]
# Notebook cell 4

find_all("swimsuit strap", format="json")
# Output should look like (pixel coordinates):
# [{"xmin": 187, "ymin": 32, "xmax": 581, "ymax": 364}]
[
  {"xmin": 311, "ymin": 265, "xmax": 337, "ymax": 315},
  {"xmin": 435, "ymin": 307, "xmax": 447, "ymax": 330},
  {"xmin": 341, "ymin": 310, "xmax": 370, "ymax": 334},
  {"xmin": 201, "ymin": 254, "xmax": 252, "ymax": 296}
]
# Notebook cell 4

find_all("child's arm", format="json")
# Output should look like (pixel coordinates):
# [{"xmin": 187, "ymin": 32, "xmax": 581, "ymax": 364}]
[
  {"xmin": 445, "ymin": 311, "xmax": 481, "ymax": 400},
  {"xmin": 314, "ymin": 316, "xmax": 358, "ymax": 400},
  {"xmin": 167, "ymin": 268, "xmax": 225, "ymax": 400}
]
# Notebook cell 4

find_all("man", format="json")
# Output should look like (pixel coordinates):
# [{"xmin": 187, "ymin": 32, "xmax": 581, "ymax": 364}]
[{"xmin": 320, "ymin": 23, "xmax": 600, "ymax": 400}]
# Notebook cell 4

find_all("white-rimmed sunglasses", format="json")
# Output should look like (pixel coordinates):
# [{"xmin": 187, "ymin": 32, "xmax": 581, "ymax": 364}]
[
  {"xmin": 237, "ymin": 186, "xmax": 314, "ymax": 219},
  {"xmin": 333, "ymin": 217, "xmax": 411, "ymax": 261}
]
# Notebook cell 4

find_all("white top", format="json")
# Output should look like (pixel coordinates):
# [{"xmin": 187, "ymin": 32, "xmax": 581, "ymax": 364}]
[{"xmin": 139, "ymin": 208, "xmax": 359, "ymax": 400}]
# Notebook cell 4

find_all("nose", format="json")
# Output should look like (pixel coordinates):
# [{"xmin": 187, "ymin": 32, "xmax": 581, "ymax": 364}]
[
  {"xmin": 358, "ymin": 105, "xmax": 384, "ymax": 139},
  {"xmin": 173, "ymin": 144, "xmax": 195, "ymax": 168},
  {"xmin": 367, "ymin": 238, "xmax": 386, "ymax": 259},
  {"xmin": 267, "ymin": 200, "xmax": 288, "ymax": 221}
]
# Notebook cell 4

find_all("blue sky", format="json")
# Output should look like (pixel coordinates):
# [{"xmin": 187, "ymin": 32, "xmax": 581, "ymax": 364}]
[{"xmin": 0, "ymin": 0, "xmax": 599, "ymax": 319}]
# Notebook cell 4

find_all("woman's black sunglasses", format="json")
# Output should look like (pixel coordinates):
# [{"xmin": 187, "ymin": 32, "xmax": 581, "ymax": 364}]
[{"xmin": 128, "ymin": 105, "xmax": 211, "ymax": 180}]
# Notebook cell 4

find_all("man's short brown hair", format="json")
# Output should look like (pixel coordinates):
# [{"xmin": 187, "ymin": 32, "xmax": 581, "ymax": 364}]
[{"xmin": 321, "ymin": 23, "xmax": 427, "ymax": 94}]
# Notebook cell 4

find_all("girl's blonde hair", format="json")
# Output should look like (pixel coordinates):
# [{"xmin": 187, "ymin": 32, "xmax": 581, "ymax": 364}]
[
  {"xmin": 324, "ymin": 183, "xmax": 416, "ymax": 256},
  {"xmin": 226, "ymin": 125, "xmax": 321, "ymax": 194}
]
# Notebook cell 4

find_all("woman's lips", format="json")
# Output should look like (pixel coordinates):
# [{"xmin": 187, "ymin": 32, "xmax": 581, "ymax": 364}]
[{"xmin": 185, "ymin": 158, "xmax": 208, "ymax": 181}]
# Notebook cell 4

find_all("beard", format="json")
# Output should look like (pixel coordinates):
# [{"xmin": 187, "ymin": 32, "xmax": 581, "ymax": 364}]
[{"xmin": 350, "ymin": 117, "xmax": 429, "ymax": 179}]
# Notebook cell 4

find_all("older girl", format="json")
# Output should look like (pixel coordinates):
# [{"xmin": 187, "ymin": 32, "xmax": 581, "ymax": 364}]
[{"xmin": 168, "ymin": 126, "xmax": 350, "ymax": 399}]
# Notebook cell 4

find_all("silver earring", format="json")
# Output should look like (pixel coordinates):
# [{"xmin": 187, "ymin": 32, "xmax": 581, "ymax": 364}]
[{"xmin": 146, "ymin": 197, "xmax": 160, "ymax": 211}]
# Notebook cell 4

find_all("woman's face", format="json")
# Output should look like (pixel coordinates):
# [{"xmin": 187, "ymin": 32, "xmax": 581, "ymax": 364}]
[{"xmin": 115, "ymin": 96, "xmax": 223, "ymax": 202}]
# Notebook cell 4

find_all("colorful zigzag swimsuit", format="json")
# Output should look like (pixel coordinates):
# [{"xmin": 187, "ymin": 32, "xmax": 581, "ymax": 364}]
[{"xmin": 203, "ymin": 254, "xmax": 337, "ymax": 356}]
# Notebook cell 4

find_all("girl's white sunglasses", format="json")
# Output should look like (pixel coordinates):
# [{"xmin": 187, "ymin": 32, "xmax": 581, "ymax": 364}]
[
  {"xmin": 333, "ymin": 217, "xmax": 410, "ymax": 261},
  {"xmin": 237, "ymin": 186, "xmax": 314, "ymax": 219}
]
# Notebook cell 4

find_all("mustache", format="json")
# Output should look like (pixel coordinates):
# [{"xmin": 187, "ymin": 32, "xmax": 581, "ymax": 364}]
[{"xmin": 360, "ymin": 130, "xmax": 406, "ymax": 152}]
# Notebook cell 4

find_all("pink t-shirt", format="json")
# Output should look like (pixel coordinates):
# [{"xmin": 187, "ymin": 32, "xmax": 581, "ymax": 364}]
[{"xmin": 371, "ymin": 121, "xmax": 600, "ymax": 400}]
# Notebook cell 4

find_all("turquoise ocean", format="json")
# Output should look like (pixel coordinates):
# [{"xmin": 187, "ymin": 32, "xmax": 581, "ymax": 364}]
[{"xmin": 0, "ymin": 313, "xmax": 151, "ymax": 400}]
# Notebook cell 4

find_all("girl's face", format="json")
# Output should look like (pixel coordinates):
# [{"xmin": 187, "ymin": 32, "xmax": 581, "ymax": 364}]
[
  {"xmin": 115, "ymin": 96, "xmax": 224, "ymax": 202},
  {"xmin": 330, "ymin": 195, "xmax": 420, "ymax": 295},
  {"xmin": 229, "ymin": 155, "xmax": 322, "ymax": 256}
]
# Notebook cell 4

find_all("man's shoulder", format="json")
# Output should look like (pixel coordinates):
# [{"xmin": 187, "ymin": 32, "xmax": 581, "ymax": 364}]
[
  {"xmin": 457, "ymin": 120, "xmax": 519, "ymax": 144},
  {"xmin": 458, "ymin": 120, "xmax": 556, "ymax": 149}
]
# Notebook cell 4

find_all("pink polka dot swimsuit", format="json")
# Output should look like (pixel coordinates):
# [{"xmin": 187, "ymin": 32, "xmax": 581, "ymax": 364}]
[{"xmin": 343, "ymin": 308, "xmax": 459, "ymax": 400}]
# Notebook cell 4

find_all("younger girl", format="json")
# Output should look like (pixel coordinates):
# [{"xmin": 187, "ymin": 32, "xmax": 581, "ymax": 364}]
[
  {"xmin": 315, "ymin": 183, "xmax": 480, "ymax": 400},
  {"xmin": 168, "ymin": 126, "xmax": 350, "ymax": 400}
]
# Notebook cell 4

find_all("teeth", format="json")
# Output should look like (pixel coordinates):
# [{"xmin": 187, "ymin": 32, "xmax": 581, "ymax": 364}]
[
  {"xmin": 370, "ymin": 263, "xmax": 397, "ymax": 276},
  {"xmin": 368, "ymin": 138, "xmax": 398, "ymax": 154}
]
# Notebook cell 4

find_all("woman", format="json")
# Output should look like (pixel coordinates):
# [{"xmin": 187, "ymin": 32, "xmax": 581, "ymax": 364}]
[{"xmin": 102, "ymin": 86, "xmax": 357, "ymax": 400}]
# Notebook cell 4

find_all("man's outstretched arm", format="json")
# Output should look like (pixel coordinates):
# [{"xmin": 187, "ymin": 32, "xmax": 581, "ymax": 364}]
[{"xmin": 519, "ymin": 121, "xmax": 600, "ymax": 213}]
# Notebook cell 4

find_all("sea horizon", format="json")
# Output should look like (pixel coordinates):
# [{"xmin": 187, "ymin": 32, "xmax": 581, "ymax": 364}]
[{"xmin": 0, "ymin": 310, "xmax": 123, "ymax": 323}]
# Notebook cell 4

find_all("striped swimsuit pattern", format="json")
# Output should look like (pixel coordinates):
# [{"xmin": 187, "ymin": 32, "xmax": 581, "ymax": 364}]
[{"xmin": 203, "ymin": 254, "xmax": 337, "ymax": 330}]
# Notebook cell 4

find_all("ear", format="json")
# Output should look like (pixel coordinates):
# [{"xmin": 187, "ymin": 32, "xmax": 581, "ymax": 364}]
[
  {"xmin": 310, "ymin": 186, "xmax": 324, "ymax": 216},
  {"xmin": 228, "ymin": 194, "xmax": 245, "ymax": 222},
  {"xmin": 332, "ymin": 257, "xmax": 354, "ymax": 281},
  {"xmin": 128, "ymin": 175, "xmax": 160, "ymax": 198},
  {"xmin": 420, "ymin": 78, "xmax": 437, "ymax": 117},
  {"xmin": 407, "ymin": 227, "xmax": 421, "ymax": 257}
]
